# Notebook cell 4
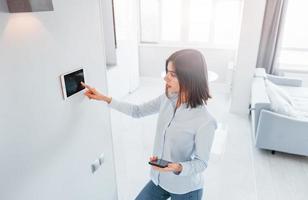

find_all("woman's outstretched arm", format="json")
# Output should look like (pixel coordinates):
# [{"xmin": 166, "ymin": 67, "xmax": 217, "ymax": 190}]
[{"xmin": 82, "ymin": 82, "xmax": 162, "ymax": 118}]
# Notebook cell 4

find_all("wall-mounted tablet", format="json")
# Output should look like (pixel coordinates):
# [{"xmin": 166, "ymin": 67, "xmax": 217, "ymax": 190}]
[{"xmin": 60, "ymin": 68, "xmax": 85, "ymax": 100}]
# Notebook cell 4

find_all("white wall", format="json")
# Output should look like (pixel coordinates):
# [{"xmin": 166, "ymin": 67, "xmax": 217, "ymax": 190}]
[
  {"xmin": 0, "ymin": 1, "xmax": 117, "ymax": 199},
  {"xmin": 230, "ymin": 0, "xmax": 266, "ymax": 114},
  {"xmin": 106, "ymin": 0, "xmax": 140, "ymax": 98},
  {"xmin": 101, "ymin": 0, "xmax": 117, "ymax": 66},
  {"xmin": 139, "ymin": 44, "xmax": 236, "ymax": 83}
]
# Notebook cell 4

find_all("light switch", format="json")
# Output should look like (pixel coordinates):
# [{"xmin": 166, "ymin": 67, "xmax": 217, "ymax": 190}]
[{"xmin": 99, "ymin": 153, "xmax": 105, "ymax": 165}]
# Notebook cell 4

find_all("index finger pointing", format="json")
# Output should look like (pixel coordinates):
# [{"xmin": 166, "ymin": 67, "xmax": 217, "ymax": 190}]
[{"xmin": 81, "ymin": 82, "xmax": 92, "ymax": 90}]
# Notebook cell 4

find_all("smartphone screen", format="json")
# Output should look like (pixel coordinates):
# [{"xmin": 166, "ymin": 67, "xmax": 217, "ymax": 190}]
[{"xmin": 148, "ymin": 159, "xmax": 171, "ymax": 168}]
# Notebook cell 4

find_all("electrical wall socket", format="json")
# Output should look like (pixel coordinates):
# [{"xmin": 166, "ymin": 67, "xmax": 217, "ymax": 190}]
[
  {"xmin": 90, "ymin": 153, "xmax": 105, "ymax": 174},
  {"xmin": 91, "ymin": 159, "xmax": 100, "ymax": 174}
]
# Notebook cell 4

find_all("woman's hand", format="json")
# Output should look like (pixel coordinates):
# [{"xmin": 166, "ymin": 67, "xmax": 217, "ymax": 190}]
[
  {"xmin": 81, "ymin": 82, "xmax": 112, "ymax": 103},
  {"xmin": 149, "ymin": 156, "xmax": 182, "ymax": 174}
]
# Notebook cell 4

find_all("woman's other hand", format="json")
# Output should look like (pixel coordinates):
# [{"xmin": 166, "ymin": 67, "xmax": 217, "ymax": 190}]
[
  {"xmin": 81, "ymin": 82, "xmax": 112, "ymax": 103},
  {"xmin": 149, "ymin": 156, "xmax": 158, "ymax": 162},
  {"xmin": 149, "ymin": 156, "xmax": 182, "ymax": 174}
]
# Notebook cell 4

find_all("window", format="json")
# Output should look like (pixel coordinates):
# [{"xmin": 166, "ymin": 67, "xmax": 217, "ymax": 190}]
[
  {"xmin": 139, "ymin": 0, "xmax": 160, "ymax": 42},
  {"xmin": 161, "ymin": 0, "xmax": 182, "ymax": 41},
  {"xmin": 139, "ymin": 0, "xmax": 243, "ymax": 48},
  {"xmin": 213, "ymin": 0, "xmax": 242, "ymax": 46},
  {"xmin": 277, "ymin": 0, "xmax": 308, "ymax": 71},
  {"xmin": 188, "ymin": 0, "xmax": 212, "ymax": 43}
]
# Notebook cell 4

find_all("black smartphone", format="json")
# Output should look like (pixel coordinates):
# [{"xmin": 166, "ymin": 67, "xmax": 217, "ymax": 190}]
[{"xmin": 148, "ymin": 159, "xmax": 171, "ymax": 168}]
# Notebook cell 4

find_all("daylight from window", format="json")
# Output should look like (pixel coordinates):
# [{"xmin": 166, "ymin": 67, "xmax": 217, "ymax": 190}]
[
  {"xmin": 140, "ymin": 0, "xmax": 243, "ymax": 48},
  {"xmin": 277, "ymin": 0, "xmax": 308, "ymax": 71}
]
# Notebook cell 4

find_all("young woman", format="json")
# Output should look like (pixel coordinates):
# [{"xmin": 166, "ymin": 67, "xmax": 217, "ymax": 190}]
[{"xmin": 82, "ymin": 49, "xmax": 217, "ymax": 200}]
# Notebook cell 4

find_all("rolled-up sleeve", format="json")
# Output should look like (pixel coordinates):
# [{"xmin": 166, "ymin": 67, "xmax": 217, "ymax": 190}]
[
  {"xmin": 178, "ymin": 120, "xmax": 217, "ymax": 176},
  {"xmin": 108, "ymin": 95, "xmax": 163, "ymax": 118}
]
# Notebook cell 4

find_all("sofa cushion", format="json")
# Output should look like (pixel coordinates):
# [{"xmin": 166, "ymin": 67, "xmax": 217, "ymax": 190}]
[
  {"xmin": 265, "ymin": 80, "xmax": 293, "ymax": 105},
  {"xmin": 280, "ymin": 86, "xmax": 308, "ymax": 99},
  {"xmin": 266, "ymin": 81, "xmax": 308, "ymax": 119},
  {"xmin": 265, "ymin": 80, "xmax": 298, "ymax": 117},
  {"xmin": 280, "ymin": 85, "xmax": 308, "ymax": 118},
  {"xmin": 291, "ymin": 97, "xmax": 308, "ymax": 119}
]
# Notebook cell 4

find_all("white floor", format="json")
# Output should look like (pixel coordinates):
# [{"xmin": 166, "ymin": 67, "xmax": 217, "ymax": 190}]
[{"xmin": 110, "ymin": 77, "xmax": 308, "ymax": 200}]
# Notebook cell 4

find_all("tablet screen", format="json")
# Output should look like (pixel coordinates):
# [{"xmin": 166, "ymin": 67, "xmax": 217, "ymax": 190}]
[{"xmin": 63, "ymin": 69, "xmax": 85, "ymax": 97}]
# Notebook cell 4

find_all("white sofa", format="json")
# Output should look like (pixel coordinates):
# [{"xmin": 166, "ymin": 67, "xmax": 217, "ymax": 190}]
[{"xmin": 250, "ymin": 68, "xmax": 308, "ymax": 156}]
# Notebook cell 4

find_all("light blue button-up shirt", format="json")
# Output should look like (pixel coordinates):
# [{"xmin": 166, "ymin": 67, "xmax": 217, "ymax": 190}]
[{"xmin": 109, "ymin": 93, "xmax": 217, "ymax": 194}]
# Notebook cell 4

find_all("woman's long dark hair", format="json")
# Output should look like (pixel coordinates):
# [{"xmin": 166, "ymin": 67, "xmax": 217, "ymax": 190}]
[{"xmin": 165, "ymin": 49, "xmax": 211, "ymax": 108}]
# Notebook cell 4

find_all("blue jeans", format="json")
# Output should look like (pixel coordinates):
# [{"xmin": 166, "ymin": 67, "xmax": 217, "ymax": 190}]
[{"xmin": 135, "ymin": 181, "xmax": 203, "ymax": 200}]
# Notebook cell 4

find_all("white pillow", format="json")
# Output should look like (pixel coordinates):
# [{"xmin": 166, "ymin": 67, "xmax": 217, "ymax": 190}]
[
  {"xmin": 265, "ymin": 80, "xmax": 293, "ymax": 105},
  {"xmin": 265, "ymin": 80, "xmax": 297, "ymax": 117}
]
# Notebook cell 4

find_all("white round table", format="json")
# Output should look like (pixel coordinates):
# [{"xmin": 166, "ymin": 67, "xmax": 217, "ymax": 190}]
[{"xmin": 208, "ymin": 70, "xmax": 218, "ymax": 82}]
